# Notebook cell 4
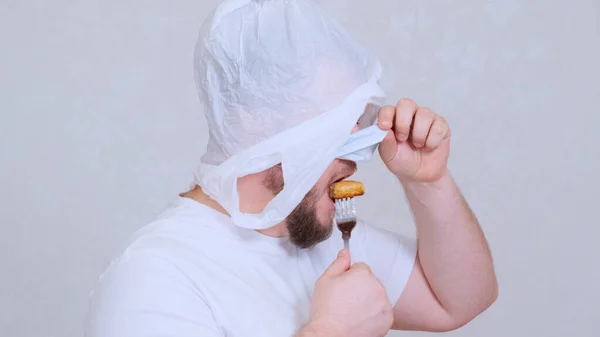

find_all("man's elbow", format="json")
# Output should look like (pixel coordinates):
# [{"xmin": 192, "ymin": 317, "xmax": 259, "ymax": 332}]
[
  {"xmin": 447, "ymin": 279, "xmax": 499, "ymax": 331},
  {"xmin": 489, "ymin": 277, "xmax": 499, "ymax": 304},
  {"xmin": 484, "ymin": 276, "xmax": 500, "ymax": 311}
]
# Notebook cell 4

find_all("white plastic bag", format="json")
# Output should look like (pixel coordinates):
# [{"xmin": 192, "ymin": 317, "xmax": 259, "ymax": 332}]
[{"xmin": 193, "ymin": 0, "xmax": 388, "ymax": 229}]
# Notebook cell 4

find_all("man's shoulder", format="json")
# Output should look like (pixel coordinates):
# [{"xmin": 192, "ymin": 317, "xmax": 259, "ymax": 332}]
[
  {"xmin": 85, "ymin": 211, "xmax": 223, "ymax": 337},
  {"xmin": 129, "ymin": 197, "xmax": 231, "ymax": 250},
  {"xmin": 94, "ymin": 197, "xmax": 231, "ymax": 287},
  {"xmin": 88, "ymin": 203, "xmax": 225, "ymax": 307}
]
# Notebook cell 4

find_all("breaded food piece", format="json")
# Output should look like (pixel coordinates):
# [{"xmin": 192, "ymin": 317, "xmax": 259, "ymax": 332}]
[{"xmin": 329, "ymin": 180, "xmax": 365, "ymax": 199}]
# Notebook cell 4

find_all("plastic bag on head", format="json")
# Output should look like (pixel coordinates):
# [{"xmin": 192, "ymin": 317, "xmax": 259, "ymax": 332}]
[{"xmin": 193, "ymin": 0, "xmax": 388, "ymax": 229}]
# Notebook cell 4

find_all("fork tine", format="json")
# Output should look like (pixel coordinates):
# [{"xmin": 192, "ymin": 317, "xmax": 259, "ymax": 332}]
[
  {"xmin": 334, "ymin": 197, "xmax": 357, "ymax": 254},
  {"xmin": 334, "ymin": 198, "xmax": 356, "ymax": 223}
]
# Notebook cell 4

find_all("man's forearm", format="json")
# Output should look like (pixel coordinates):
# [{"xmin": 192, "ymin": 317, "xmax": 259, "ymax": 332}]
[{"xmin": 402, "ymin": 170, "xmax": 498, "ymax": 322}]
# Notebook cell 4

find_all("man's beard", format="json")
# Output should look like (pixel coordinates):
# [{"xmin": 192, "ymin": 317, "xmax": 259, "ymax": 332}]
[
  {"xmin": 263, "ymin": 165, "xmax": 333, "ymax": 249},
  {"xmin": 286, "ymin": 188, "xmax": 333, "ymax": 249}
]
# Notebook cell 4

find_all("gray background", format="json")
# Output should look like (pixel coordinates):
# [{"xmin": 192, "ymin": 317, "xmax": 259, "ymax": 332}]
[{"xmin": 1, "ymin": 0, "xmax": 599, "ymax": 336}]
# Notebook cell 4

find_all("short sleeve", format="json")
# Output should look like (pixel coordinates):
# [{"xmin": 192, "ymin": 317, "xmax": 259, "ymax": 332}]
[
  {"xmin": 344, "ymin": 221, "xmax": 418, "ymax": 305},
  {"xmin": 84, "ymin": 250, "xmax": 223, "ymax": 337}
]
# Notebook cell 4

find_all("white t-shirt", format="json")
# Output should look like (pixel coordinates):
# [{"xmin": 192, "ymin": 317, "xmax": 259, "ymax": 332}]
[{"xmin": 85, "ymin": 196, "xmax": 417, "ymax": 337}]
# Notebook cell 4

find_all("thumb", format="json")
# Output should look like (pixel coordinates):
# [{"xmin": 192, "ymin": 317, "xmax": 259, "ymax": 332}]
[
  {"xmin": 323, "ymin": 249, "xmax": 351, "ymax": 277},
  {"xmin": 378, "ymin": 130, "xmax": 397, "ymax": 164}
]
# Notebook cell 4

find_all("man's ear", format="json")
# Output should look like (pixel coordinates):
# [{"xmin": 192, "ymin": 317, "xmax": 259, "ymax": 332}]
[{"xmin": 261, "ymin": 163, "xmax": 284, "ymax": 195}]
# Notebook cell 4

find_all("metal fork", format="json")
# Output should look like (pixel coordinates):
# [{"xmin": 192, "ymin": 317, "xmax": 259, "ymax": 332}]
[{"xmin": 334, "ymin": 198, "xmax": 357, "ymax": 251}]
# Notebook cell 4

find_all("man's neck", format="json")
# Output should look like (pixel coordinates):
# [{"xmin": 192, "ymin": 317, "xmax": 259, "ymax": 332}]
[
  {"xmin": 181, "ymin": 185, "xmax": 229, "ymax": 216},
  {"xmin": 181, "ymin": 185, "xmax": 288, "ymax": 238}
]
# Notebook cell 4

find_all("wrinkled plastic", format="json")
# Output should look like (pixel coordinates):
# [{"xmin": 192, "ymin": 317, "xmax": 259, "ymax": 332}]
[{"xmin": 193, "ymin": 0, "xmax": 388, "ymax": 229}]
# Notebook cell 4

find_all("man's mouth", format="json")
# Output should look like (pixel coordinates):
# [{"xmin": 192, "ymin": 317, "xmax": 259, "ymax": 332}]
[
  {"xmin": 330, "ymin": 166, "xmax": 357, "ymax": 185},
  {"xmin": 332, "ymin": 176, "xmax": 347, "ymax": 184},
  {"xmin": 327, "ymin": 161, "xmax": 358, "ymax": 199}
]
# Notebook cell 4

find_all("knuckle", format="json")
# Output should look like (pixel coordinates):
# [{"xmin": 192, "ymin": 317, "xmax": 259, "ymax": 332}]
[
  {"xmin": 382, "ymin": 105, "xmax": 395, "ymax": 113},
  {"xmin": 396, "ymin": 125, "xmax": 410, "ymax": 134},
  {"xmin": 395, "ymin": 120, "xmax": 411, "ymax": 133},
  {"xmin": 417, "ymin": 106, "xmax": 435, "ymax": 118},
  {"xmin": 439, "ymin": 115, "xmax": 450, "ymax": 127},
  {"xmin": 435, "ymin": 118, "xmax": 451, "ymax": 136},
  {"xmin": 431, "ymin": 121, "xmax": 445, "ymax": 135},
  {"xmin": 379, "ymin": 106, "xmax": 394, "ymax": 117},
  {"xmin": 398, "ymin": 98, "xmax": 416, "ymax": 109},
  {"xmin": 413, "ymin": 130, "xmax": 427, "ymax": 139}
]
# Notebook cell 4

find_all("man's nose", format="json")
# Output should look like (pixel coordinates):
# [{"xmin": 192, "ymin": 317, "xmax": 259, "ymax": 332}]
[{"xmin": 351, "ymin": 123, "xmax": 360, "ymax": 134}]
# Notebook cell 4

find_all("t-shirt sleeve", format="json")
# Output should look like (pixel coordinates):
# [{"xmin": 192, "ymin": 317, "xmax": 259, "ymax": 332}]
[
  {"xmin": 84, "ymin": 250, "xmax": 223, "ymax": 337},
  {"xmin": 343, "ymin": 221, "xmax": 418, "ymax": 305}
]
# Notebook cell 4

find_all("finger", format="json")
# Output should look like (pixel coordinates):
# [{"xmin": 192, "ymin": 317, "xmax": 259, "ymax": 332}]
[
  {"xmin": 377, "ymin": 106, "xmax": 395, "ymax": 131},
  {"xmin": 377, "ymin": 130, "xmax": 397, "ymax": 164},
  {"xmin": 424, "ymin": 115, "xmax": 450, "ymax": 151},
  {"xmin": 394, "ymin": 99, "xmax": 418, "ymax": 141},
  {"xmin": 410, "ymin": 107, "xmax": 436, "ymax": 148},
  {"xmin": 322, "ymin": 249, "xmax": 351, "ymax": 277}
]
